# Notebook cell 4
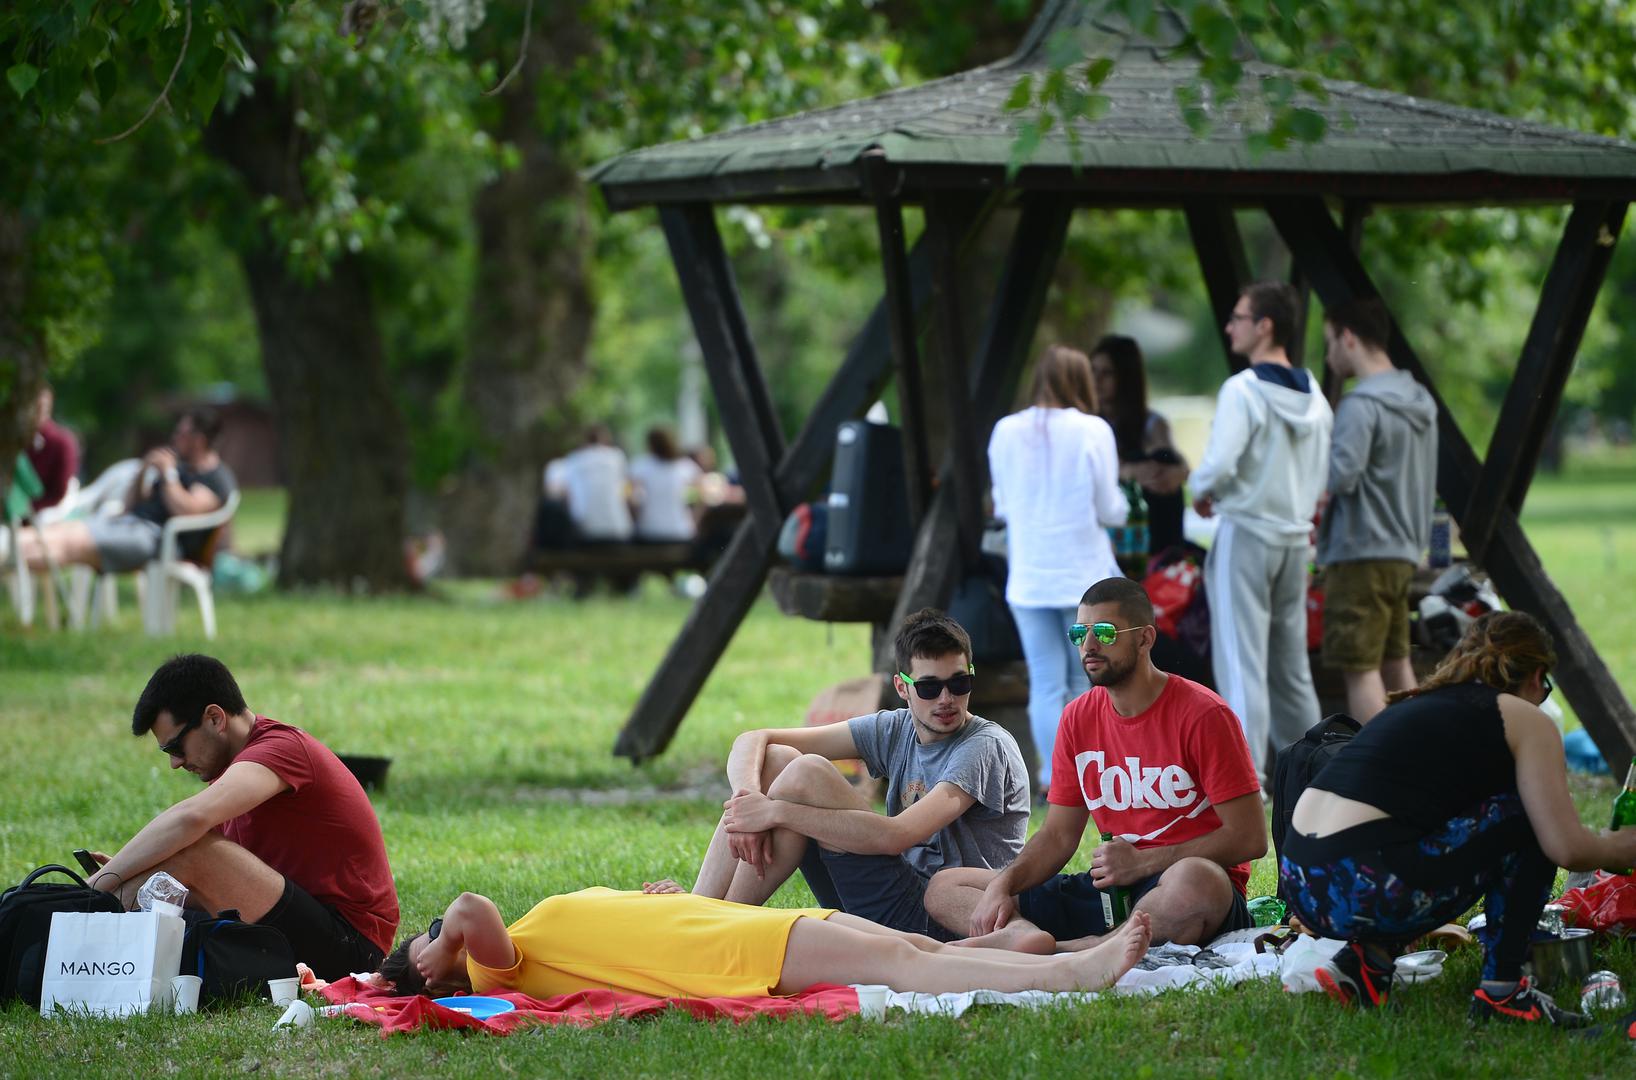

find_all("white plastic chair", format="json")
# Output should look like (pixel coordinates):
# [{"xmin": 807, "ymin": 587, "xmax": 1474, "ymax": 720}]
[
  {"xmin": 141, "ymin": 489, "xmax": 240, "ymax": 639},
  {"xmin": 69, "ymin": 486, "xmax": 239, "ymax": 639}
]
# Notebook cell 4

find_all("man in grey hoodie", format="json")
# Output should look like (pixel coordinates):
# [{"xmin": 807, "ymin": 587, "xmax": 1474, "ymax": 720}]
[
  {"xmin": 1317, "ymin": 297, "xmax": 1438, "ymax": 721},
  {"xmin": 1190, "ymin": 282, "xmax": 1333, "ymax": 781}
]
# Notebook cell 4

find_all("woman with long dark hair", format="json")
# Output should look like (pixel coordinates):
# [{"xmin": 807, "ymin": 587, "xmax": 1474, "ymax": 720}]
[
  {"xmin": 987, "ymin": 344, "xmax": 1127, "ymax": 795},
  {"xmin": 1280, "ymin": 611, "xmax": 1636, "ymax": 1025},
  {"xmin": 1089, "ymin": 335, "xmax": 1189, "ymax": 556}
]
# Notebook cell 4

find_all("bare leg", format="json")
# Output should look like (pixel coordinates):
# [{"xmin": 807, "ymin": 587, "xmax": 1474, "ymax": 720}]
[
  {"xmin": 721, "ymin": 755, "xmax": 874, "ymax": 905},
  {"xmin": 18, "ymin": 520, "xmax": 101, "ymax": 573},
  {"xmin": 775, "ymin": 911, "xmax": 1152, "ymax": 995},
  {"xmin": 1381, "ymin": 655, "xmax": 1416, "ymax": 695},
  {"xmin": 105, "ymin": 832, "xmax": 286, "ymax": 921},
  {"xmin": 1056, "ymin": 858, "xmax": 1235, "ymax": 951},
  {"xmin": 924, "ymin": 867, "xmax": 1057, "ymax": 954},
  {"xmin": 693, "ymin": 744, "xmax": 803, "ymax": 899},
  {"xmin": 1342, "ymin": 669, "xmax": 1388, "ymax": 723}
]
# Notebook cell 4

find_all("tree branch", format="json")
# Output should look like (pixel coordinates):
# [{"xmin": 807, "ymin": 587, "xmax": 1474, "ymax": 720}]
[
  {"xmin": 96, "ymin": 0, "xmax": 192, "ymax": 145},
  {"xmin": 482, "ymin": 0, "xmax": 533, "ymax": 97}
]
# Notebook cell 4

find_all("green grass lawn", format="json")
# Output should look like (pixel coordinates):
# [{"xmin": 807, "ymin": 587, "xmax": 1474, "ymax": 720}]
[{"xmin": 3, "ymin": 459, "xmax": 1636, "ymax": 1077}]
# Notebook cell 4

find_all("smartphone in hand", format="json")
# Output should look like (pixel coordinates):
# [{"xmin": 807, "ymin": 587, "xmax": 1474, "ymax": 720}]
[{"xmin": 72, "ymin": 849, "xmax": 99, "ymax": 876}]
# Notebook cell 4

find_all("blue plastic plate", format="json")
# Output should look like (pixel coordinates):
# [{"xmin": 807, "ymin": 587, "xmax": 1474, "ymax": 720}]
[{"xmin": 431, "ymin": 995, "xmax": 516, "ymax": 1019}]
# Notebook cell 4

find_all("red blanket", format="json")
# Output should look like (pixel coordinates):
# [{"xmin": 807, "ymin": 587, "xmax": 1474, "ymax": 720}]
[{"xmin": 320, "ymin": 977, "xmax": 859, "ymax": 1036}]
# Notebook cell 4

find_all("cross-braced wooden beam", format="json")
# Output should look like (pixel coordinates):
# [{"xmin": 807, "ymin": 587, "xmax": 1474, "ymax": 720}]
[
  {"xmin": 1461, "ymin": 200, "xmax": 1627, "ymax": 564},
  {"xmin": 1185, "ymin": 199, "xmax": 1251, "ymax": 373}
]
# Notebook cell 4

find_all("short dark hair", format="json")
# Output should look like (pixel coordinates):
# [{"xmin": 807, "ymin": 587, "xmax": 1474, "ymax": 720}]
[
  {"xmin": 1241, "ymin": 281, "xmax": 1301, "ymax": 350},
  {"xmin": 893, "ymin": 608, "xmax": 973, "ymax": 674},
  {"xmin": 182, "ymin": 407, "xmax": 223, "ymax": 445},
  {"xmin": 1079, "ymin": 577, "xmax": 1155, "ymax": 628},
  {"xmin": 131, "ymin": 654, "xmax": 248, "ymax": 736},
  {"xmin": 646, "ymin": 426, "xmax": 680, "ymax": 461},
  {"xmin": 1324, "ymin": 296, "xmax": 1391, "ymax": 353},
  {"xmin": 377, "ymin": 934, "xmax": 427, "ymax": 997}
]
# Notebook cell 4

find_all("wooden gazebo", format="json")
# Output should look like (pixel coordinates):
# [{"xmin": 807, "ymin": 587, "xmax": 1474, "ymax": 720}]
[{"xmin": 589, "ymin": 0, "xmax": 1636, "ymax": 773}]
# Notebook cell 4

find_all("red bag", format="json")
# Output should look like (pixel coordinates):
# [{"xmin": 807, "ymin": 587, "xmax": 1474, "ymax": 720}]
[
  {"xmin": 1556, "ymin": 872, "xmax": 1636, "ymax": 935},
  {"xmin": 1144, "ymin": 557, "xmax": 1200, "ymax": 639}
]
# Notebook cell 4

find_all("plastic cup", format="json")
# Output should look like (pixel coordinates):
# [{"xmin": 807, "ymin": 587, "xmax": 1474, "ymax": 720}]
[
  {"xmin": 268, "ymin": 976, "xmax": 301, "ymax": 1007},
  {"xmin": 852, "ymin": 984, "xmax": 889, "ymax": 1020},
  {"xmin": 172, "ymin": 974, "xmax": 202, "ymax": 1015},
  {"xmin": 273, "ymin": 1000, "xmax": 315, "ymax": 1030}
]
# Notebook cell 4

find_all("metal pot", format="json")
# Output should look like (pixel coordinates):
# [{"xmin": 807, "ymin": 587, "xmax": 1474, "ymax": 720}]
[{"xmin": 1526, "ymin": 928, "xmax": 1595, "ymax": 988}]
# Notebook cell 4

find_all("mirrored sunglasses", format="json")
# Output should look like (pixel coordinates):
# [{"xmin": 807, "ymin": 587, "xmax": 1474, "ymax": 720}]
[{"xmin": 1068, "ymin": 622, "xmax": 1145, "ymax": 647}]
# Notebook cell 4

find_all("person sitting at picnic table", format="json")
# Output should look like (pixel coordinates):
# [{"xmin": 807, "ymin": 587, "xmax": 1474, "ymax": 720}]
[
  {"xmin": 1281, "ymin": 611, "xmax": 1636, "ymax": 1025},
  {"xmin": 375, "ymin": 886, "xmax": 1152, "ymax": 1001},
  {"xmin": 629, "ymin": 425, "xmax": 702, "ymax": 543}
]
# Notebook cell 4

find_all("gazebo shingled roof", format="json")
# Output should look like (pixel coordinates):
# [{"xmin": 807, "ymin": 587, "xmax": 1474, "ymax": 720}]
[
  {"xmin": 591, "ymin": 4, "xmax": 1636, "ymax": 207},
  {"xmin": 589, "ymin": 0, "xmax": 1636, "ymax": 778}
]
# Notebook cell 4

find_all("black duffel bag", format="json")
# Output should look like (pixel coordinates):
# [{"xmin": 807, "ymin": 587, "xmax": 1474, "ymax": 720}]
[
  {"xmin": 0, "ymin": 864, "xmax": 125, "ymax": 1008},
  {"xmin": 181, "ymin": 911, "xmax": 297, "ymax": 1005}
]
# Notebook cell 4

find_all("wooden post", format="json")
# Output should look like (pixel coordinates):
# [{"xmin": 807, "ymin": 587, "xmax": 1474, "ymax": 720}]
[
  {"xmin": 1184, "ymin": 200, "xmax": 1252, "ymax": 373},
  {"xmin": 1318, "ymin": 201, "xmax": 1370, "ymax": 408},
  {"xmin": 1461, "ymin": 200, "xmax": 1627, "ymax": 563},
  {"xmin": 615, "ymin": 215, "xmax": 935, "ymax": 762},
  {"xmin": 864, "ymin": 151, "xmax": 933, "ymax": 528},
  {"xmin": 925, "ymin": 194, "xmax": 988, "ymax": 567},
  {"xmin": 873, "ymin": 196, "xmax": 1073, "ymax": 670},
  {"xmin": 1269, "ymin": 195, "xmax": 1636, "ymax": 777}
]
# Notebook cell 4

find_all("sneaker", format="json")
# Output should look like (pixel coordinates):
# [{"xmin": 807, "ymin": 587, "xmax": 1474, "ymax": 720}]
[
  {"xmin": 1314, "ymin": 942, "xmax": 1393, "ymax": 1009},
  {"xmin": 1468, "ymin": 978, "xmax": 1591, "ymax": 1028}
]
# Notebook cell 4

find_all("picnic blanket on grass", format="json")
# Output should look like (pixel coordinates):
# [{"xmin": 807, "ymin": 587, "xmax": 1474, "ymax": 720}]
[
  {"xmin": 319, "ymin": 977, "xmax": 859, "ymax": 1035},
  {"xmin": 319, "ymin": 938, "xmax": 1277, "ymax": 1034}
]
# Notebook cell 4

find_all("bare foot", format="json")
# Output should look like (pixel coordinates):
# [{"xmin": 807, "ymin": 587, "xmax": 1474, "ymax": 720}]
[
  {"xmin": 952, "ymin": 923, "xmax": 1058, "ymax": 955},
  {"xmin": 1068, "ymin": 911, "xmax": 1151, "ymax": 991},
  {"xmin": 642, "ymin": 879, "xmax": 686, "ymax": 894}
]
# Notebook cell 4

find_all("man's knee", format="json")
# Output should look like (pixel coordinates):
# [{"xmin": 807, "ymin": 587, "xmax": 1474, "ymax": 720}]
[
  {"xmin": 924, "ymin": 866, "xmax": 991, "ymax": 910},
  {"xmin": 766, "ymin": 753, "xmax": 844, "ymax": 802},
  {"xmin": 756, "ymin": 742, "xmax": 802, "ymax": 788},
  {"xmin": 1150, "ymin": 858, "xmax": 1233, "ymax": 915}
]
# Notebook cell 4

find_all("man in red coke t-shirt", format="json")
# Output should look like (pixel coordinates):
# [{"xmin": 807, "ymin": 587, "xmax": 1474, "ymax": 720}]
[
  {"xmin": 89, "ymin": 655, "xmax": 398, "ymax": 978},
  {"xmin": 925, "ymin": 577, "xmax": 1266, "ymax": 951}
]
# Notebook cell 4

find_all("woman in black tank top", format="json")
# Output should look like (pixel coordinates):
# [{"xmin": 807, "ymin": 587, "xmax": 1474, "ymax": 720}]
[{"xmin": 1278, "ymin": 612, "xmax": 1636, "ymax": 1026}]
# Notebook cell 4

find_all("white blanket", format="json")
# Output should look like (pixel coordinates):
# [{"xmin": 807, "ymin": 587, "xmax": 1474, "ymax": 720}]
[{"xmin": 871, "ymin": 940, "xmax": 1280, "ymax": 1019}]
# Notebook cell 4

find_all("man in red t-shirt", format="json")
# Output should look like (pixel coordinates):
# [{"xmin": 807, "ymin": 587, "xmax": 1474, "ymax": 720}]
[
  {"xmin": 88, "ymin": 655, "xmax": 399, "ymax": 978},
  {"xmin": 925, "ymin": 577, "xmax": 1267, "ymax": 949}
]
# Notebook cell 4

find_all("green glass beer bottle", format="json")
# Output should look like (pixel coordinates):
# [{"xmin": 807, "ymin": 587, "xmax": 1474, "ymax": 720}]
[
  {"xmin": 1098, "ymin": 833, "xmax": 1133, "ymax": 928},
  {"xmin": 1609, "ymin": 762, "xmax": 1636, "ymax": 875}
]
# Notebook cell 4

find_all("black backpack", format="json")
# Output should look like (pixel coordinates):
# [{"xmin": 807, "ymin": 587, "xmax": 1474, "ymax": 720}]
[
  {"xmin": 1271, "ymin": 713, "xmax": 1362, "ymax": 905},
  {"xmin": 180, "ymin": 912, "xmax": 297, "ymax": 1005},
  {"xmin": 0, "ymin": 864, "xmax": 125, "ymax": 1008}
]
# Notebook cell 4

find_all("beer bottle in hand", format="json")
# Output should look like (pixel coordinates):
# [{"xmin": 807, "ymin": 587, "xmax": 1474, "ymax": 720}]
[
  {"xmin": 1098, "ymin": 832, "xmax": 1133, "ymax": 928},
  {"xmin": 1609, "ymin": 762, "xmax": 1636, "ymax": 875}
]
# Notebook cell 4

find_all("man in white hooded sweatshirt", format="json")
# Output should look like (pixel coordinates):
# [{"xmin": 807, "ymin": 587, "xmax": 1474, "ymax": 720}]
[{"xmin": 1190, "ymin": 282, "xmax": 1333, "ymax": 781}]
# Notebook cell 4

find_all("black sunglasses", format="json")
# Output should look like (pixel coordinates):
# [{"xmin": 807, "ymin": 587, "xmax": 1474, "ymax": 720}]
[
  {"xmin": 898, "ymin": 668, "xmax": 976, "ymax": 700},
  {"xmin": 158, "ymin": 714, "xmax": 205, "ymax": 757},
  {"xmin": 428, "ymin": 917, "xmax": 444, "ymax": 942}
]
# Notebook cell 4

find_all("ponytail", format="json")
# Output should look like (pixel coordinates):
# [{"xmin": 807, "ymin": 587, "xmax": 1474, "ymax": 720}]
[{"xmin": 1388, "ymin": 610, "xmax": 1556, "ymax": 703}]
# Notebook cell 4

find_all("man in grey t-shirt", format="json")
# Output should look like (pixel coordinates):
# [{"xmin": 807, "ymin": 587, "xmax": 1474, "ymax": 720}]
[{"xmin": 687, "ymin": 609, "xmax": 1030, "ymax": 938}]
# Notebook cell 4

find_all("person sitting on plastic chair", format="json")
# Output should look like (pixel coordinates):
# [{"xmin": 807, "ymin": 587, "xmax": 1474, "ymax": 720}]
[{"xmin": 5, "ymin": 407, "xmax": 235, "ymax": 577}]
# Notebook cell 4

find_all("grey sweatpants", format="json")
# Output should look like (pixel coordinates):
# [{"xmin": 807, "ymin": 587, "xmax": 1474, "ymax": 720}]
[{"xmin": 1205, "ymin": 518, "xmax": 1320, "ymax": 780}]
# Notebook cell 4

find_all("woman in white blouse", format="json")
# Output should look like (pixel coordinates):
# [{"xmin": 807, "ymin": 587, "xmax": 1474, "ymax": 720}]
[{"xmin": 987, "ymin": 344, "xmax": 1128, "ymax": 795}]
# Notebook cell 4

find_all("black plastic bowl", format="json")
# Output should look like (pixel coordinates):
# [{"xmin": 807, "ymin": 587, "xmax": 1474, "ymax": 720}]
[{"xmin": 338, "ymin": 754, "xmax": 392, "ymax": 792}]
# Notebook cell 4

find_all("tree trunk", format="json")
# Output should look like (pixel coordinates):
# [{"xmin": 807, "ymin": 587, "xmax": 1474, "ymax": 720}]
[
  {"xmin": 0, "ymin": 202, "xmax": 48, "ymax": 484},
  {"xmin": 438, "ymin": 3, "xmax": 596, "ymax": 575},
  {"xmin": 203, "ymin": 47, "xmax": 413, "ymax": 591}
]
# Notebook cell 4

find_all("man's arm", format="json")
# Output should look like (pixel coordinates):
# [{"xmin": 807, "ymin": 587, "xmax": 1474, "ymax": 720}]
[
  {"xmin": 1326, "ymin": 398, "xmax": 1372, "ymax": 497},
  {"xmin": 724, "ymin": 722, "xmax": 862, "ymax": 794},
  {"xmin": 1187, "ymin": 379, "xmax": 1253, "ymax": 501},
  {"xmin": 1090, "ymin": 791, "xmax": 1267, "ymax": 886},
  {"xmin": 971, "ymin": 802, "xmax": 1089, "ymax": 934},
  {"xmin": 156, "ymin": 472, "xmax": 227, "ymax": 517},
  {"xmin": 89, "ymin": 761, "xmax": 288, "ymax": 893},
  {"xmin": 725, "ymin": 780, "xmax": 975, "ymax": 857}
]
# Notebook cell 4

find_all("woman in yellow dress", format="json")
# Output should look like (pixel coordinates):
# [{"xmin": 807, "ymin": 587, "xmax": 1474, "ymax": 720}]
[{"xmin": 378, "ymin": 883, "xmax": 1151, "ymax": 999}]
